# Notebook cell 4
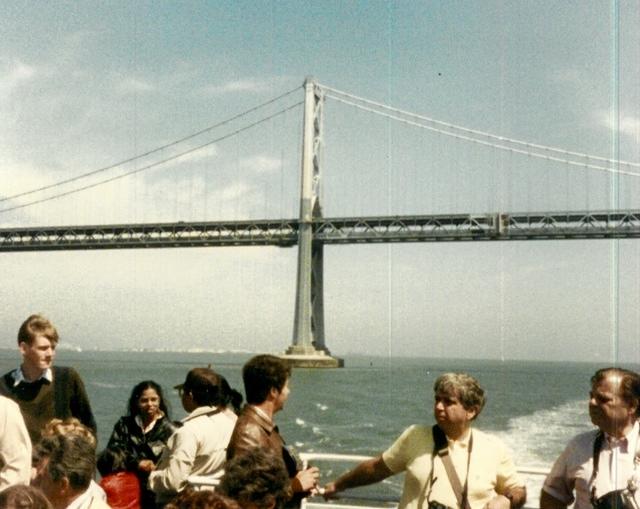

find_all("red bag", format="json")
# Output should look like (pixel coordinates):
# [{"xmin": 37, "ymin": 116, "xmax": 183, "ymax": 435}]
[{"xmin": 99, "ymin": 471, "xmax": 142, "ymax": 509}]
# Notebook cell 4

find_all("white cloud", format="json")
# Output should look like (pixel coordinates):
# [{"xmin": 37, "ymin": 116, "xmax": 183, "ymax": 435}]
[
  {"xmin": 595, "ymin": 109, "xmax": 640, "ymax": 140},
  {"xmin": 200, "ymin": 75, "xmax": 296, "ymax": 97},
  {"xmin": 221, "ymin": 181, "xmax": 251, "ymax": 201},
  {"xmin": 618, "ymin": 116, "xmax": 640, "ymax": 139},
  {"xmin": 171, "ymin": 145, "xmax": 218, "ymax": 165},
  {"xmin": 202, "ymin": 79, "xmax": 267, "ymax": 96},
  {"xmin": 0, "ymin": 58, "xmax": 36, "ymax": 99},
  {"xmin": 239, "ymin": 155, "xmax": 281, "ymax": 174},
  {"xmin": 0, "ymin": 155, "xmax": 59, "ymax": 202},
  {"xmin": 116, "ymin": 77, "xmax": 155, "ymax": 94}
]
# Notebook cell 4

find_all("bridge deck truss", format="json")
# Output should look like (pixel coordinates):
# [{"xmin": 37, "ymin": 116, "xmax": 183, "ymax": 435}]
[{"xmin": 0, "ymin": 210, "xmax": 639, "ymax": 252}]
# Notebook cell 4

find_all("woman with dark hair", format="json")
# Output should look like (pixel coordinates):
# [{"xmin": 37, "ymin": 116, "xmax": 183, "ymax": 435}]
[
  {"xmin": 148, "ymin": 368, "xmax": 243, "ymax": 507},
  {"xmin": 106, "ymin": 380, "xmax": 177, "ymax": 508}
]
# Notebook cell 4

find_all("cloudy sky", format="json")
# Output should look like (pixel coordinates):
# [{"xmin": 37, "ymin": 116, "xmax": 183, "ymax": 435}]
[{"xmin": 1, "ymin": 1, "xmax": 639, "ymax": 361}]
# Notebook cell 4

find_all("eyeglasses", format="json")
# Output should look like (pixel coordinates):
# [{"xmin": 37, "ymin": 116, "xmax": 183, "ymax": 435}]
[{"xmin": 177, "ymin": 387, "xmax": 185, "ymax": 397}]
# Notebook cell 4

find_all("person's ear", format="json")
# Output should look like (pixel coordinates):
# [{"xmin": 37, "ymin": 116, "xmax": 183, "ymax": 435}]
[
  {"xmin": 465, "ymin": 407, "xmax": 478, "ymax": 421},
  {"xmin": 264, "ymin": 494, "xmax": 276, "ymax": 509},
  {"xmin": 268, "ymin": 387, "xmax": 279, "ymax": 401},
  {"xmin": 57, "ymin": 476, "xmax": 72, "ymax": 497}
]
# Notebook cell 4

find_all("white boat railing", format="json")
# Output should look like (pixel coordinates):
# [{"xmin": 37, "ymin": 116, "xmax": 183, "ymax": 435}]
[{"xmin": 187, "ymin": 453, "xmax": 549, "ymax": 509}]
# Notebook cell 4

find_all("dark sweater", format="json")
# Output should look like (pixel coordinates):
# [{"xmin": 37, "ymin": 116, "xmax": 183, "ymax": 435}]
[{"xmin": 0, "ymin": 365, "xmax": 96, "ymax": 444}]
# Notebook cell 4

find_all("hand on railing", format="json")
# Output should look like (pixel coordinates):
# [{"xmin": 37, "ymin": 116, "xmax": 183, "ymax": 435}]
[{"xmin": 293, "ymin": 466, "xmax": 321, "ymax": 493}]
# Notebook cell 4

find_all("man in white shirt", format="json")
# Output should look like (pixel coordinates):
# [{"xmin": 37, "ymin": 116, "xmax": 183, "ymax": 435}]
[
  {"xmin": 149, "ymin": 368, "xmax": 239, "ymax": 506},
  {"xmin": 0, "ymin": 395, "xmax": 32, "ymax": 490},
  {"xmin": 541, "ymin": 367, "xmax": 640, "ymax": 509}
]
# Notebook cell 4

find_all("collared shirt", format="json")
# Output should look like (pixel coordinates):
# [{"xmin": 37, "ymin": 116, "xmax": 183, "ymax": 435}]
[
  {"xmin": 11, "ymin": 367, "xmax": 53, "ymax": 386},
  {"xmin": 66, "ymin": 489, "xmax": 94, "ymax": 509},
  {"xmin": 250, "ymin": 405, "xmax": 272, "ymax": 424},
  {"xmin": 446, "ymin": 429, "xmax": 472, "ymax": 485},
  {"xmin": 65, "ymin": 484, "xmax": 110, "ymax": 509},
  {"xmin": 135, "ymin": 412, "xmax": 164, "ymax": 434},
  {"xmin": 382, "ymin": 425, "xmax": 523, "ymax": 509},
  {"xmin": 598, "ymin": 422, "xmax": 640, "ymax": 494},
  {"xmin": 543, "ymin": 421, "xmax": 640, "ymax": 509}
]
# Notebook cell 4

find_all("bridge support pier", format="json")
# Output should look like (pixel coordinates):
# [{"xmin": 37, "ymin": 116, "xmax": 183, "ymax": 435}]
[{"xmin": 281, "ymin": 77, "xmax": 343, "ymax": 368}]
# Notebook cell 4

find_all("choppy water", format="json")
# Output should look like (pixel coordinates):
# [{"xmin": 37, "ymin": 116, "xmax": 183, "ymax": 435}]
[{"xmin": 0, "ymin": 349, "xmax": 626, "ymax": 503}]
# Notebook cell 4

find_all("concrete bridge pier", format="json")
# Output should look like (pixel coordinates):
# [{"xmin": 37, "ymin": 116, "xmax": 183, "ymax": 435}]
[{"xmin": 281, "ymin": 77, "xmax": 343, "ymax": 368}]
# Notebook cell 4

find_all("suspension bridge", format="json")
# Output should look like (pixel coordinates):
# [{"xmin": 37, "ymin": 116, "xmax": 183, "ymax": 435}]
[{"xmin": 2, "ymin": 78, "xmax": 639, "ymax": 367}]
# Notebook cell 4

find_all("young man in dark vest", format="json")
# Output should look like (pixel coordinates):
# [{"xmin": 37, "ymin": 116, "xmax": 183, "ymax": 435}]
[{"xmin": 0, "ymin": 314, "xmax": 96, "ymax": 444}]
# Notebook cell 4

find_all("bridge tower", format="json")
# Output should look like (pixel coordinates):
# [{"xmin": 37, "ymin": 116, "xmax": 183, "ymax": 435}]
[{"xmin": 282, "ymin": 78, "xmax": 343, "ymax": 368}]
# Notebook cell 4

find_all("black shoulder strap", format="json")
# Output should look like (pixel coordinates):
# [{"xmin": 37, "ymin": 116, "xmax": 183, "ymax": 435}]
[
  {"xmin": 433, "ymin": 424, "xmax": 449, "ymax": 451},
  {"xmin": 53, "ymin": 366, "xmax": 70, "ymax": 418},
  {"xmin": 589, "ymin": 431, "xmax": 605, "ymax": 504},
  {"xmin": 432, "ymin": 425, "xmax": 472, "ymax": 509},
  {"xmin": 591, "ymin": 431, "xmax": 605, "ymax": 478}
]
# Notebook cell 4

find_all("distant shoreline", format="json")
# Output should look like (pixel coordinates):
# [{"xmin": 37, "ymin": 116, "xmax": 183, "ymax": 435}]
[{"xmin": 0, "ymin": 348, "xmax": 632, "ymax": 367}]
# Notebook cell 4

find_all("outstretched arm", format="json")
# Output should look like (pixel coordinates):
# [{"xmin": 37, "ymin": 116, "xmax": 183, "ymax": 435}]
[{"xmin": 324, "ymin": 456, "xmax": 393, "ymax": 498}]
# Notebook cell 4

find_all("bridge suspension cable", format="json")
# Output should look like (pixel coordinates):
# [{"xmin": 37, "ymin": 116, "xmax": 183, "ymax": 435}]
[
  {"xmin": 0, "ymin": 101, "xmax": 303, "ymax": 215},
  {"xmin": 320, "ymin": 84, "xmax": 640, "ymax": 178},
  {"xmin": 0, "ymin": 86, "xmax": 301, "ymax": 205}
]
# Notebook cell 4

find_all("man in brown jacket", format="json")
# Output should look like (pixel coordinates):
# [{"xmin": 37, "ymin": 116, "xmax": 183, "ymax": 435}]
[{"xmin": 227, "ymin": 354, "xmax": 319, "ymax": 505}]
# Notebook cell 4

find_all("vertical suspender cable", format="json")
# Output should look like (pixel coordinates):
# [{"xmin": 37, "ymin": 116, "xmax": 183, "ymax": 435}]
[
  {"xmin": 385, "ymin": 1, "xmax": 394, "ymax": 366},
  {"xmin": 608, "ymin": 0, "xmax": 621, "ymax": 365}
]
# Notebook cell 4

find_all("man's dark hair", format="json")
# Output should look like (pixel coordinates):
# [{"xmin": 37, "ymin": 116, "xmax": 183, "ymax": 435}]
[
  {"xmin": 165, "ymin": 489, "xmax": 241, "ymax": 509},
  {"xmin": 36, "ymin": 433, "xmax": 96, "ymax": 491},
  {"xmin": 242, "ymin": 355, "xmax": 291, "ymax": 405},
  {"xmin": 218, "ymin": 448, "xmax": 290, "ymax": 509},
  {"xmin": 592, "ymin": 367, "xmax": 640, "ymax": 416},
  {"xmin": 17, "ymin": 314, "xmax": 59, "ymax": 346},
  {"xmin": 179, "ymin": 368, "xmax": 243, "ymax": 412}
]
